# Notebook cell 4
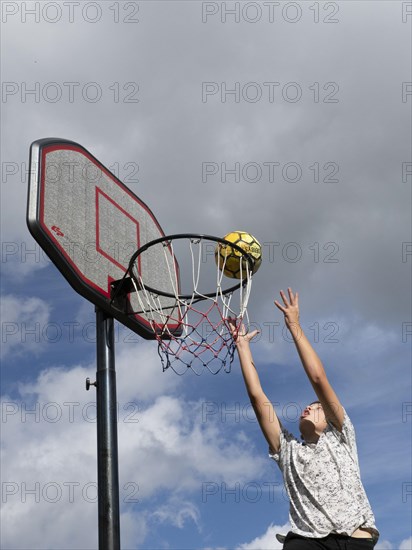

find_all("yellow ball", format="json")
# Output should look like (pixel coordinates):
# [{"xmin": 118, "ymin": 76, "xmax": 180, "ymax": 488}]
[{"xmin": 215, "ymin": 231, "xmax": 262, "ymax": 279}]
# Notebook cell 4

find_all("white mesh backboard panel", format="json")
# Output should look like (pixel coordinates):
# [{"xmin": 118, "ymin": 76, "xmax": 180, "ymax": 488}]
[{"xmin": 27, "ymin": 138, "xmax": 180, "ymax": 338}]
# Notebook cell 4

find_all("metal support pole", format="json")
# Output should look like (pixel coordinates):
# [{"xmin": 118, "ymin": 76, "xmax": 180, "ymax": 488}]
[{"xmin": 95, "ymin": 307, "xmax": 121, "ymax": 550}]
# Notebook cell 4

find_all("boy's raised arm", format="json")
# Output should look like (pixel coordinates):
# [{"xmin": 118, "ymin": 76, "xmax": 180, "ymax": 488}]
[
  {"xmin": 230, "ymin": 321, "xmax": 281, "ymax": 453},
  {"xmin": 275, "ymin": 288, "xmax": 345, "ymax": 432}
]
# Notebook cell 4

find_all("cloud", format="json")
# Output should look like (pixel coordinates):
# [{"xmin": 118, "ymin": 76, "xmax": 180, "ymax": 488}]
[
  {"xmin": 0, "ymin": 294, "xmax": 51, "ymax": 359},
  {"xmin": 375, "ymin": 541, "xmax": 394, "ymax": 550},
  {"xmin": 399, "ymin": 537, "xmax": 412, "ymax": 550},
  {"xmin": 151, "ymin": 496, "xmax": 201, "ymax": 530},
  {"xmin": 0, "ymin": 237, "xmax": 51, "ymax": 281},
  {"xmin": 236, "ymin": 522, "xmax": 291, "ymax": 550},
  {"xmin": 1, "ymin": 356, "xmax": 264, "ymax": 548},
  {"xmin": 114, "ymin": 339, "xmax": 182, "ymax": 402}
]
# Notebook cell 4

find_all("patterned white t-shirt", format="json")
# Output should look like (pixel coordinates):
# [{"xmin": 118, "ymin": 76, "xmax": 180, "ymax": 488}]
[{"xmin": 269, "ymin": 408, "xmax": 379, "ymax": 542}]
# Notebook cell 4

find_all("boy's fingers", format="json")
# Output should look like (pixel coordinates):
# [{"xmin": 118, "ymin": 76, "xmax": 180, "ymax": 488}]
[
  {"xmin": 279, "ymin": 290, "xmax": 289, "ymax": 305},
  {"xmin": 288, "ymin": 287, "xmax": 295, "ymax": 302},
  {"xmin": 274, "ymin": 300, "xmax": 285, "ymax": 311},
  {"xmin": 227, "ymin": 318, "xmax": 240, "ymax": 335}
]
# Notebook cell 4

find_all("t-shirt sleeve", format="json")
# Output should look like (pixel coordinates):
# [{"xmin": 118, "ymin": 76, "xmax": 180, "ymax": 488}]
[
  {"xmin": 268, "ymin": 423, "xmax": 297, "ymax": 465},
  {"xmin": 326, "ymin": 407, "xmax": 358, "ymax": 458}
]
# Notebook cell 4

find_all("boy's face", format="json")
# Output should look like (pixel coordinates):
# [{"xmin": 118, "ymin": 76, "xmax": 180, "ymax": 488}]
[{"xmin": 299, "ymin": 402, "xmax": 327, "ymax": 433}]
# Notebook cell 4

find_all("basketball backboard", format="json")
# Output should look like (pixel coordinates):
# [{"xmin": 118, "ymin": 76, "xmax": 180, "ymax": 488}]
[{"xmin": 27, "ymin": 138, "xmax": 181, "ymax": 338}]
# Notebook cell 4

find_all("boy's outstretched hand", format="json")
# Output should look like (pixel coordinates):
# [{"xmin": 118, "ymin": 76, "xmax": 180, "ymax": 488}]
[
  {"xmin": 274, "ymin": 287, "xmax": 300, "ymax": 329},
  {"xmin": 227, "ymin": 318, "xmax": 259, "ymax": 348}
]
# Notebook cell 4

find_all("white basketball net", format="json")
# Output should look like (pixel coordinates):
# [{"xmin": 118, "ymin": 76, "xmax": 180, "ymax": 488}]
[{"xmin": 129, "ymin": 236, "xmax": 253, "ymax": 375}]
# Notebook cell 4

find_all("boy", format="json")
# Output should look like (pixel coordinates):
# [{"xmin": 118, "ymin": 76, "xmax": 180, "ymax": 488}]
[{"xmin": 230, "ymin": 288, "xmax": 379, "ymax": 549}]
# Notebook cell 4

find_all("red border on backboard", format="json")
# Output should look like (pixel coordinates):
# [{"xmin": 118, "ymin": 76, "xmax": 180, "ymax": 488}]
[{"xmin": 95, "ymin": 186, "xmax": 142, "ymax": 274}]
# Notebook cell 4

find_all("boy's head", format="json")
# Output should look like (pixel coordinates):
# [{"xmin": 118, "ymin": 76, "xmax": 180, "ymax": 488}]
[{"xmin": 299, "ymin": 401, "xmax": 328, "ymax": 441}]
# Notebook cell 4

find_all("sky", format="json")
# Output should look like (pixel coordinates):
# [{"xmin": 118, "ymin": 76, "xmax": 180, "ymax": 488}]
[{"xmin": 1, "ymin": 1, "xmax": 411, "ymax": 549}]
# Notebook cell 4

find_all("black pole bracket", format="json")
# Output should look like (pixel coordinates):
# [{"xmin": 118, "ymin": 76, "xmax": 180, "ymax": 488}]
[{"xmin": 86, "ymin": 377, "xmax": 97, "ymax": 391}]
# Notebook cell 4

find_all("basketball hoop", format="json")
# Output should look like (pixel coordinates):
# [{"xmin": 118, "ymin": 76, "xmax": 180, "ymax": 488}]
[{"xmin": 111, "ymin": 234, "xmax": 255, "ymax": 375}]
